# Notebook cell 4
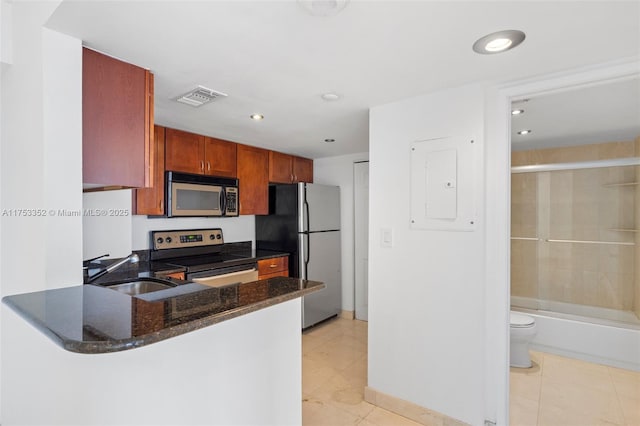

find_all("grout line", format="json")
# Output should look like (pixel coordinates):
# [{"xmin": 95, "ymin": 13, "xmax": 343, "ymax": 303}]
[
  {"xmin": 607, "ymin": 366, "xmax": 628, "ymax": 426},
  {"xmin": 535, "ymin": 353, "xmax": 546, "ymax": 426}
]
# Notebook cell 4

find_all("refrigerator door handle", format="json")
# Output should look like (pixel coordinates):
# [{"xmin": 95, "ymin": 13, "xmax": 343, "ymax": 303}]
[
  {"xmin": 305, "ymin": 231, "xmax": 310, "ymax": 277},
  {"xmin": 304, "ymin": 198, "xmax": 310, "ymax": 233}
]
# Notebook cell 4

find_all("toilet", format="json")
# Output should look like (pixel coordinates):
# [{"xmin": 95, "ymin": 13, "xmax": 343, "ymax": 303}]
[{"xmin": 510, "ymin": 311, "xmax": 537, "ymax": 368}]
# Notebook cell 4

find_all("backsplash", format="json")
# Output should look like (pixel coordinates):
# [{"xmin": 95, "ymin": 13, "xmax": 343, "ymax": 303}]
[
  {"xmin": 131, "ymin": 215, "xmax": 255, "ymax": 250},
  {"xmin": 82, "ymin": 189, "xmax": 255, "ymax": 260}
]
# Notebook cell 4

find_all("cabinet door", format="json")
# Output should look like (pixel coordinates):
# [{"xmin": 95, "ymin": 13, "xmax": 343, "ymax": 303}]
[
  {"xmin": 204, "ymin": 137, "xmax": 237, "ymax": 178},
  {"xmin": 165, "ymin": 128, "xmax": 205, "ymax": 174},
  {"xmin": 134, "ymin": 125, "xmax": 166, "ymax": 215},
  {"xmin": 269, "ymin": 151, "xmax": 293, "ymax": 183},
  {"xmin": 83, "ymin": 48, "xmax": 153, "ymax": 189},
  {"xmin": 237, "ymin": 144, "xmax": 269, "ymax": 215},
  {"xmin": 293, "ymin": 156, "xmax": 313, "ymax": 183}
]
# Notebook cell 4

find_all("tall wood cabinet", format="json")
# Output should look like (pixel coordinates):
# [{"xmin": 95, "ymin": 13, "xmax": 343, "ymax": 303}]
[
  {"xmin": 83, "ymin": 48, "xmax": 154, "ymax": 190},
  {"xmin": 133, "ymin": 125, "xmax": 165, "ymax": 215},
  {"xmin": 268, "ymin": 152, "xmax": 313, "ymax": 183},
  {"xmin": 237, "ymin": 144, "xmax": 269, "ymax": 215},
  {"xmin": 165, "ymin": 128, "xmax": 237, "ymax": 177}
]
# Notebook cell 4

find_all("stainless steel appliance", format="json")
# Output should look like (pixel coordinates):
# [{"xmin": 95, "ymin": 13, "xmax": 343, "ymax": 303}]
[
  {"xmin": 150, "ymin": 228, "xmax": 258, "ymax": 285},
  {"xmin": 255, "ymin": 183, "xmax": 341, "ymax": 329},
  {"xmin": 165, "ymin": 172, "xmax": 239, "ymax": 217}
]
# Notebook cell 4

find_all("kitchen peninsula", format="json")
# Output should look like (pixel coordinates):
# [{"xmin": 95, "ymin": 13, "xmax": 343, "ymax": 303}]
[{"xmin": 2, "ymin": 276, "xmax": 323, "ymax": 425}]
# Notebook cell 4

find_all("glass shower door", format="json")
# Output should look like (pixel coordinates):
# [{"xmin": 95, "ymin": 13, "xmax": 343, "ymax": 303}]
[{"xmin": 511, "ymin": 172, "xmax": 541, "ymax": 310}]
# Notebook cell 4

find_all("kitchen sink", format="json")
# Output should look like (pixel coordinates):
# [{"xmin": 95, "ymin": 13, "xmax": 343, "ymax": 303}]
[{"xmin": 103, "ymin": 279, "xmax": 176, "ymax": 296}]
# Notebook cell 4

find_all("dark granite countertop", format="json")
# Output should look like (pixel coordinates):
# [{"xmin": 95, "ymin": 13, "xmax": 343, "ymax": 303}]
[
  {"xmin": 85, "ymin": 249, "xmax": 290, "ymax": 285},
  {"xmin": 3, "ymin": 276, "xmax": 322, "ymax": 354}
]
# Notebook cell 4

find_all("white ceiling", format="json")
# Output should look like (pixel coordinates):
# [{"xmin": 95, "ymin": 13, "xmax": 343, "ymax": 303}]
[
  {"xmin": 46, "ymin": 1, "xmax": 640, "ymax": 159},
  {"xmin": 511, "ymin": 77, "xmax": 640, "ymax": 151}
]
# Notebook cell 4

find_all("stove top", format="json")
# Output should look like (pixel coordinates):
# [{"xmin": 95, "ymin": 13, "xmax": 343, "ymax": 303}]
[
  {"xmin": 149, "ymin": 228, "xmax": 255, "ymax": 274},
  {"xmin": 166, "ymin": 253, "xmax": 253, "ymax": 273}
]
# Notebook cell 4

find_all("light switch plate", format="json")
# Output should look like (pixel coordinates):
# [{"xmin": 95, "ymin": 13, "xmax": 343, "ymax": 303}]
[{"xmin": 381, "ymin": 228, "xmax": 393, "ymax": 248}]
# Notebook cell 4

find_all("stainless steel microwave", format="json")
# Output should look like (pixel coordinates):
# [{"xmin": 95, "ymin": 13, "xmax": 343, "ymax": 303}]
[{"xmin": 166, "ymin": 171, "xmax": 239, "ymax": 217}]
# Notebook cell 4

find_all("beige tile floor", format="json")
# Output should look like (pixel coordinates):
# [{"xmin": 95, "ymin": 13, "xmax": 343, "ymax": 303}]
[
  {"xmin": 510, "ymin": 351, "xmax": 640, "ymax": 426},
  {"xmin": 303, "ymin": 317, "xmax": 640, "ymax": 426},
  {"xmin": 302, "ymin": 317, "xmax": 422, "ymax": 426}
]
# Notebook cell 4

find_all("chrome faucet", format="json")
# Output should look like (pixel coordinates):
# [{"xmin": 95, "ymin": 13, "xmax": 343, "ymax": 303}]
[{"xmin": 86, "ymin": 253, "xmax": 140, "ymax": 283}]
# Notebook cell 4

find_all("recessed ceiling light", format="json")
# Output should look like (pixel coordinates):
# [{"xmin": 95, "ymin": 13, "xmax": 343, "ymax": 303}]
[
  {"xmin": 511, "ymin": 109, "xmax": 525, "ymax": 115},
  {"xmin": 517, "ymin": 130, "xmax": 532, "ymax": 135},
  {"xmin": 324, "ymin": 138, "xmax": 336, "ymax": 143},
  {"xmin": 473, "ymin": 30, "xmax": 526, "ymax": 54},
  {"xmin": 321, "ymin": 93, "xmax": 341, "ymax": 101},
  {"xmin": 250, "ymin": 114, "xmax": 264, "ymax": 120},
  {"xmin": 298, "ymin": 0, "xmax": 349, "ymax": 17}
]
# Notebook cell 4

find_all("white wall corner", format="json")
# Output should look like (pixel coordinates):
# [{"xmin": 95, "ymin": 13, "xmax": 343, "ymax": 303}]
[{"xmin": 0, "ymin": 0, "xmax": 13, "ymax": 65}]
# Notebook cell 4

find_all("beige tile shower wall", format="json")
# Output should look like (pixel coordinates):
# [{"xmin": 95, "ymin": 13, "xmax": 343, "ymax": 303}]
[
  {"xmin": 511, "ymin": 173, "xmax": 539, "ymax": 299},
  {"xmin": 635, "ymin": 136, "xmax": 640, "ymax": 319},
  {"xmin": 512, "ymin": 140, "xmax": 636, "ymax": 166},
  {"xmin": 512, "ymin": 139, "xmax": 638, "ymax": 312}
]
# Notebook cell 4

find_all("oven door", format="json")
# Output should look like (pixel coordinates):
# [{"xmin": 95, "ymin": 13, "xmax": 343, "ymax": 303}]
[
  {"xmin": 190, "ymin": 266, "xmax": 259, "ymax": 288},
  {"xmin": 168, "ymin": 181, "xmax": 225, "ymax": 217}
]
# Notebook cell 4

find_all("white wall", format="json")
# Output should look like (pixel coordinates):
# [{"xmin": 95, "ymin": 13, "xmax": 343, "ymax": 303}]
[
  {"xmin": 1, "ymin": 3, "xmax": 81, "ymax": 424},
  {"xmin": 368, "ymin": 84, "xmax": 487, "ymax": 425},
  {"xmin": 2, "ymin": 296, "xmax": 302, "ymax": 425},
  {"xmin": 131, "ymin": 213, "xmax": 255, "ymax": 251},
  {"xmin": 314, "ymin": 152, "xmax": 369, "ymax": 313},
  {"xmin": 1, "ymin": 1, "xmax": 81, "ymax": 296},
  {"xmin": 82, "ymin": 190, "xmax": 256, "ymax": 259}
]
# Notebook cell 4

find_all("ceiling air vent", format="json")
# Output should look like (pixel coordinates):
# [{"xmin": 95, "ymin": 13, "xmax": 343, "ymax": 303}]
[{"xmin": 175, "ymin": 86, "xmax": 228, "ymax": 107}]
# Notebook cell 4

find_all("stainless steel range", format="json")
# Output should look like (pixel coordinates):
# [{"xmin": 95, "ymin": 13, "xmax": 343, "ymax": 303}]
[{"xmin": 150, "ymin": 228, "xmax": 258, "ymax": 286}]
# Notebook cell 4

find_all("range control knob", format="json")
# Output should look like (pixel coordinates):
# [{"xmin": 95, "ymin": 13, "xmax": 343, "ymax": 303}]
[
  {"xmin": 156, "ymin": 237, "xmax": 164, "ymax": 245},
  {"xmin": 210, "ymin": 234, "xmax": 216, "ymax": 240},
  {"xmin": 166, "ymin": 237, "xmax": 172, "ymax": 243},
  {"xmin": 216, "ymin": 234, "xmax": 222, "ymax": 239}
]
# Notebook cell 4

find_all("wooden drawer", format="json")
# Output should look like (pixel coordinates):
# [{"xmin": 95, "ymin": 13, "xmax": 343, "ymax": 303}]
[{"xmin": 257, "ymin": 256, "xmax": 288, "ymax": 276}]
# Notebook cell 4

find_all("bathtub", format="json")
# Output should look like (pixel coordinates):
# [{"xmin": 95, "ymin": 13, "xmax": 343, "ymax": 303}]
[{"xmin": 512, "ymin": 296, "xmax": 640, "ymax": 371}]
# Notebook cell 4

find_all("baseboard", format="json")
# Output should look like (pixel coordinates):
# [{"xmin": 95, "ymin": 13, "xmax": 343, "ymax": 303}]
[
  {"xmin": 340, "ymin": 310, "xmax": 355, "ymax": 320},
  {"xmin": 364, "ymin": 386, "xmax": 469, "ymax": 426}
]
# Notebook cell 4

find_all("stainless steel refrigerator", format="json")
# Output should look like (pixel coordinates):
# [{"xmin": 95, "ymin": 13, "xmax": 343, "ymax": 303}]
[{"xmin": 256, "ymin": 183, "xmax": 341, "ymax": 329}]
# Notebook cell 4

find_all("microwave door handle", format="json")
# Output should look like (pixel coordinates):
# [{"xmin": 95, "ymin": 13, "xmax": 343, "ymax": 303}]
[{"xmin": 220, "ymin": 187, "xmax": 226, "ymax": 215}]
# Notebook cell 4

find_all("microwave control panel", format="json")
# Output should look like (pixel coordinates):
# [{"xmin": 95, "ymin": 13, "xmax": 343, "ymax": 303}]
[
  {"xmin": 152, "ymin": 228, "xmax": 223, "ymax": 250},
  {"xmin": 225, "ymin": 188, "xmax": 238, "ymax": 216}
]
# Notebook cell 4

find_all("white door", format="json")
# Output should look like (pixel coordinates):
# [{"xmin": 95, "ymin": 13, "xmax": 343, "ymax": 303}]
[{"xmin": 354, "ymin": 161, "xmax": 369, "ymax": 321}]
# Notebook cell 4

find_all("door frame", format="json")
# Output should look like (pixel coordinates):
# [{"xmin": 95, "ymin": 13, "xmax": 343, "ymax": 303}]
[
  {"xmin": 485, "ymin": 57, "xmax": 640, "ymax": 425},
  {"xmin": 353, "ymin": 160, "xmax": 369, "ymax": 321}
]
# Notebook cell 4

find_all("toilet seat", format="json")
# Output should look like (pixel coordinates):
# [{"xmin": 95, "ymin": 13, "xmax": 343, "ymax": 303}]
[{"xmin": 510, "ymin": 312, "xmax": 535, "ymax": 328}]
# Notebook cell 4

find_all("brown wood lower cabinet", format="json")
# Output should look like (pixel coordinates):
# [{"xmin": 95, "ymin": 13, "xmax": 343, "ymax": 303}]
[
  {"xmin": 257, "ymin": 256, "xmax": 289, "ymax": 280},
  {"xmin": 161, "ymin": 271, "xmax": 185, "ymax": 280}
]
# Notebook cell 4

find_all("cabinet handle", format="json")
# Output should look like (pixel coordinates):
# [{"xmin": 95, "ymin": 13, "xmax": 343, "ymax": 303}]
[
  {"xmin": 207, "ymin": 161, "xmax": 211, "ymax": 171},
  {"xmin": 159, "ymin": 199, "xmax": 163, "ymax": 210},
  {"xmin": 200, "ymin": 161, "xmax": 204, "ymax": 171},
  {"xmin": 269, "ymin": 264, "xmax": 277, "ymax": 268},
  {"xmin": 294, "ymin": 175, "xmax": 297, "ymax": 182},
  {"xmin": 290, "ymin": 174, "xmax": 294, "ymax": 182}
]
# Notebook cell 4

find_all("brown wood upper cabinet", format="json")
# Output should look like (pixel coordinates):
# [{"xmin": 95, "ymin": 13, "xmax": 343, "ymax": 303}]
[
  {"xmin": 133, "ymin": 125, "xmax": 165, "ymax": 215},
  {"xmin": 237, "ymin": 144, "xmax": 269, "ymax": 215},
  {"xmin": 83, "ymin": 48, "xmax": 154, "ymax": 190},
  {"xmin": 165, "ymin": 128, "xmax": 237, "ymax": 178},
  {"xmin": 268, "ymin": 151, "xmax": 313, "ymax": 183}
]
